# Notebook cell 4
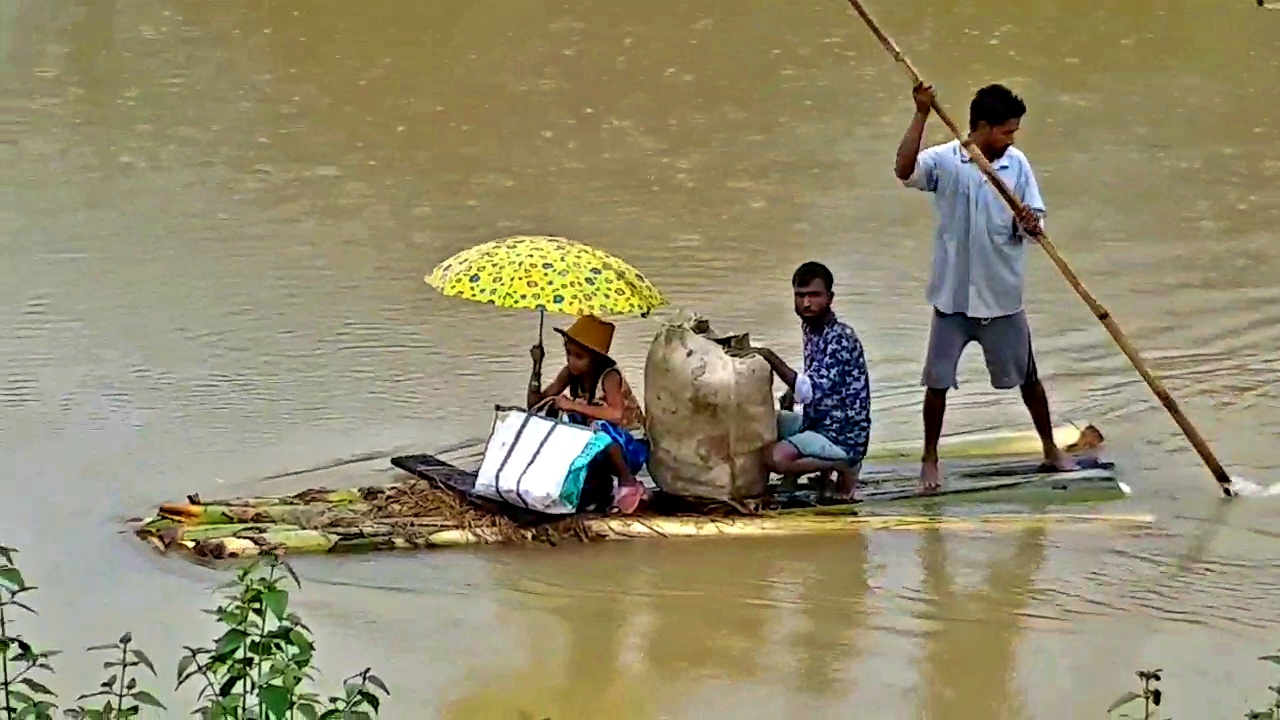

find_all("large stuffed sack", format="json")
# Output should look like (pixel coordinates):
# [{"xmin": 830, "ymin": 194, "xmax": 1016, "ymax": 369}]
[{"xmin": 643, "ymin": 317, "xmax": 776, "ymax": 501}]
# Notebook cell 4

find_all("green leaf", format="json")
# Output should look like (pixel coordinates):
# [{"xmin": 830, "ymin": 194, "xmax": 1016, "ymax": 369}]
[
  {"xmin": 130, "ymin": 690, "xmax": 166, "ymax": 709},
  {"xmin": 259, "ymin": 685, "xmax": 291, "ymax": 719},
  {"xmin": 296, "ymin": 703, "xmax": 319, "ymax": 720},
  {"xmin": 18, "ymin": 677, "xmax": 55, "ymax": 696},
  {"xmin": 10, "ymin": 600, "xmax": 38, "ymax": 615},
  {"xmin": 365, "ymin": 674, "xmax": 389, "ymax": 696},
  {"xmin": 7, "ymin": 688, "xmax": 35, "ymax": 705},
  {"xmin": 357, "ymin": 690, "xmax": 381, "ymax": 712},
  {"xmin": 217, "ymin": 674, "xmax": 240, "ymax": 699},
  {"xmin": 1106, "ymin": 691, "xmax": 1143, "ymax": 713},
  {"xmin": 287, "ymin": 629, "xmax": 313, "ymax": 655},
  {"xmin": 131, "ymin": 648, "xmax": 157, "ymax": 676},
  {"xmin": 280, "ymin": 562, "xmax": 302, "ymax": 590},
  {"xmin": 215, "ymin": 629, "xmax": 248, "ymax": 656},
  {"xmin": 262, "ymin": 590, "xmax": 288, "ymax": 621},
  {"xmin": 0, "ymin": 566, "xmax": 26, "ymax": 590},
  {"xmin": 85, "ymin": 644, "xmax": 117, "ymax": 653},
  {"xmin": 1259, "ymin": 655, "xmax": 1280, "ymax": 666}
]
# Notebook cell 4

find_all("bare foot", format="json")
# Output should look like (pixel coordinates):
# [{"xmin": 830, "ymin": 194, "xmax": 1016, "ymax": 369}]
[
  {"xmin": 831, "ymin": 465, "xmax": 859, "ymax": 500},
  {"xmin": 1044, "ymin": 448, "xmax": 1079, "ymax": 472},
  {"xmin": 920, "ymin": 459, "xmax": 942, "ymax": 494}
]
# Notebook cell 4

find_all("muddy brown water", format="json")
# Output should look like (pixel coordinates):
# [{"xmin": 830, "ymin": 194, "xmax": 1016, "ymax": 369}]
[{"xmin": 2, "ymin": 0, "xmax": 1278, "ymax": 717}]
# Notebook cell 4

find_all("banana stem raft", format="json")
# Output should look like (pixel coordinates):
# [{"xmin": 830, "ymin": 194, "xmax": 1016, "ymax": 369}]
[
  {"xmin": 129, "ymin": 422, "xmax": 1143, "ymax": 562},
  {"xmin": 132, "ymin": 489, "xmax": 1153, "ymax": 561}
]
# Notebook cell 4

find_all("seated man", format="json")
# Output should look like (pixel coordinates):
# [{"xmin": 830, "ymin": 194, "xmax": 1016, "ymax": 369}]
[{"xmin": 740, "ymin": 262, "xmax": 872, "ymax": 502}]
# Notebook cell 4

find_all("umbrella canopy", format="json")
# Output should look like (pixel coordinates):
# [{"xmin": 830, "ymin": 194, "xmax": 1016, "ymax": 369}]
[{"xmin": 425, "ymin": 235, "xmax": 667, "ymax": 319}]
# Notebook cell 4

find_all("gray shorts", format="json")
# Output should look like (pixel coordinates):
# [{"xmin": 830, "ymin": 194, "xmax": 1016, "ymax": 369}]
[{"xmin": 921, "ymin": 308, "xmax": 1039, "ymax": 390}]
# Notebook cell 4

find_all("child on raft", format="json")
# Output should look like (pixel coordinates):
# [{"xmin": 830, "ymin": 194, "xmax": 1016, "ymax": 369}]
[{"xmin": 527, "ymin": 314, "xmax": 650, "ymax": 514}]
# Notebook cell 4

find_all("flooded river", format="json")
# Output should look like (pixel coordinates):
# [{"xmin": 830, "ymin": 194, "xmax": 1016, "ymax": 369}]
[{"xmin": 3, "ymin": 0, "xmax": 1278, "ymax": 717}]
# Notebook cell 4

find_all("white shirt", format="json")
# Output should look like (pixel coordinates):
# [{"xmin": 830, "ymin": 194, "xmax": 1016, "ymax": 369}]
[{"xmin": 903, "ymin": 139, "xmax": 1047, "ymax": 319}]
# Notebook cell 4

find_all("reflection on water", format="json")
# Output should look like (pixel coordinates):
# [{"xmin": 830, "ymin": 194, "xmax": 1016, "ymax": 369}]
[
  {"xmin": 916, "ymin": 527, "xmax": 1044, "ymax": 719},
  {"xmin": 3, "ymin": 0, "xmax": 1279, "ymax": 717},
  {"xmin": 441, "ymin": 527, "xmax": 1049, "ymax": 720},
  {"xmin": 441, "ymin": 538, "xmax": 868, "ymax": 719}
]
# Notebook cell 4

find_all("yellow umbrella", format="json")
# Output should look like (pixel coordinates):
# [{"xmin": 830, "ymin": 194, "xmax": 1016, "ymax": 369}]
[{"xmin": 425, "ymin": 234, "xmax": 667, "ymax": 344}]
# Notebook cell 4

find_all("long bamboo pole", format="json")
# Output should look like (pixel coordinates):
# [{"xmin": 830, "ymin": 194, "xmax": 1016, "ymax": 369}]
[{"xmin": 843, "ymin": 0, "xmax": 1235, "ymax": 497}]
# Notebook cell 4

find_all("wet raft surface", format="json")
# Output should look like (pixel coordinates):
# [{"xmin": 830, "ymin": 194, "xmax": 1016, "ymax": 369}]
[
  {"xmin": 130, "ymin": 424, "xmax": 1135, "ymax": 561},
  {"xmin": 389, "ymin": 442, "xmax": 1123, "ymax": 510}
]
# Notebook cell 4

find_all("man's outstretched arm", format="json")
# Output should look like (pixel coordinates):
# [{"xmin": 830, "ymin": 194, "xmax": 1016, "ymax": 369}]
[
  {"xmin": 758, "ymin": 349, "xmax": 798, "ymax": 391},
  {"xmin": 895, "ymin": 83, "xmax": 936, "ymax": 183}
]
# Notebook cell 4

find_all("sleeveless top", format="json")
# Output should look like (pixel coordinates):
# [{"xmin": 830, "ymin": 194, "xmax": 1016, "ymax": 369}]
[{"xmin": 568, "ymin": 366, "xmax": 646, "ymax": 437}]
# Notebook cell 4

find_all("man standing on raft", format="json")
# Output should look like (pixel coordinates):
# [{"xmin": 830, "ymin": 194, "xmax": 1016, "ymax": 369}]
[{"xmin": 894, "ymin": 82, "xmax": 1077, "ymax": 492}]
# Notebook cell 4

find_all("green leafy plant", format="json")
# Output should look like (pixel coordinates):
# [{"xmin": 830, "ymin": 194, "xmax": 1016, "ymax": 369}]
[
  {"xmin": 1245, "ymin": 651, "xmax": 1280, "ymax": 720},
  {"xmin": 1108, "ymin": 668, "xmax": 1165, "ymax": 719},
  {"xmin": 175, "ymin": 553, "xmax": 388, "ymax": 719},
  {"xmin": 1, "ymin": 544, "xmax": 60, "ymax": 720},
  {"xmin": 2, "ymin": 543, "xmax": 389, "ymax": 719},
  {"xmin": 1106, "ymin": 654, "xmax": 1280, "ymax": 720},
  {"xmin": 64, "ymin": 632, "xmax": 165, "ymax": 719}
]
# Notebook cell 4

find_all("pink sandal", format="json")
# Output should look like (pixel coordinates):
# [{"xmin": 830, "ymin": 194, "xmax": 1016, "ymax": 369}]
[{"xmin": 610, "ymin": 483, "xmax": 648, "ymax": 515}]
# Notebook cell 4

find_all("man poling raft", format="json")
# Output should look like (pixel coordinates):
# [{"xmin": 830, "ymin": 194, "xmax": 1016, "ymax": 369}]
[
  {"xmin": 844, "ymin": 0, "xmax": 1245, "ymax": 497},
  {"xmin": 895, "ymin": 81, "xmax": 1079, "ymax": 492}
]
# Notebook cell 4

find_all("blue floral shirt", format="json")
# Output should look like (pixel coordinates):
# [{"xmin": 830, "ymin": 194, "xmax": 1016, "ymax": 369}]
[{"xmin": 799, "ymin": 314, "xmax": 872, "ymax": 461}]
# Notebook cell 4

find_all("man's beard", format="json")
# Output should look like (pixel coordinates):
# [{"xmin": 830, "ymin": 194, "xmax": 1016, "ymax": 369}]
[{"xmin": 800, "ymin": 309, "xmax": 830, "ymax": 326}]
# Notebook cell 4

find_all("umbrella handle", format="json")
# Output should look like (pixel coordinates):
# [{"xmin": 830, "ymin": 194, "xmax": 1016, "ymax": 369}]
[{"xmin": 538, "ymin": 308, "xmax": 545, "ymax": 346}]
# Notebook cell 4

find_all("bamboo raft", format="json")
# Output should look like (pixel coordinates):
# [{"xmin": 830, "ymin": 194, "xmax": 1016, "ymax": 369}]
[{"xmin": 129, "ymin": 422, "xmax": 1148, "ymax": 561}]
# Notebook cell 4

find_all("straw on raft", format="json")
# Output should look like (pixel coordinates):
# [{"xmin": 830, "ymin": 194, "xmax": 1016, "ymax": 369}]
[
  {"xmin": 135, "ymin": 479, "xmax": 529, "ymax": 559},
  {"xmin": 130, "ymin": 422, "xmax": 1134, "ymax": 560}
]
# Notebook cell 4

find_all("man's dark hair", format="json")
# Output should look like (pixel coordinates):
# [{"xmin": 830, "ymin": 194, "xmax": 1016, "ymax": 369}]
[
  {"xmin": 968, "ymin": 83, "xmax": 1026, "ymax": 131},
  {"xmin": 792, "ymin": 261, "xmax": 834, "ymax": 292}
]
